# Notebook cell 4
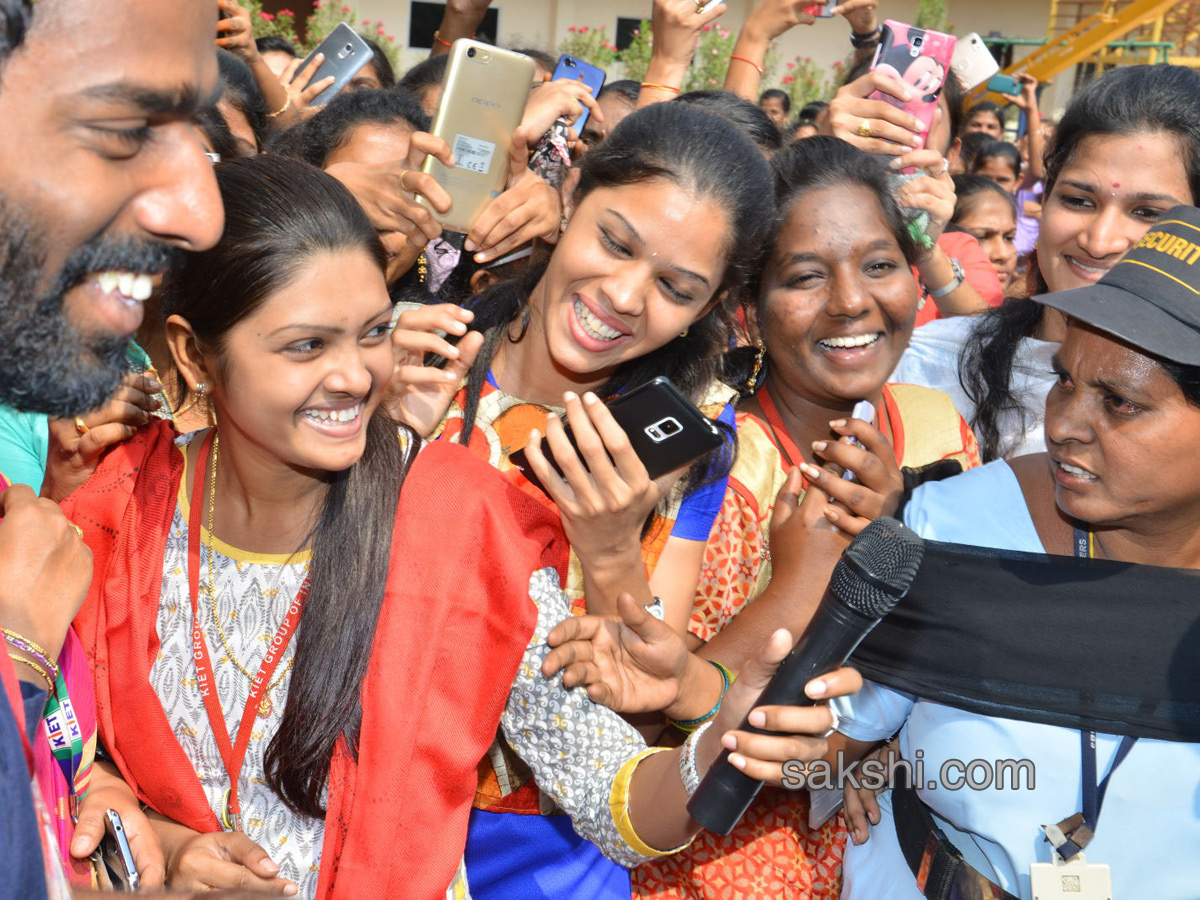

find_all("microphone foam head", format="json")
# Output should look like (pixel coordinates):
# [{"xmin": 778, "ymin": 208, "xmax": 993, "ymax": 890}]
[{"xmin": 830, "ymin": 516, "xmax": 925, "ymax": 619}]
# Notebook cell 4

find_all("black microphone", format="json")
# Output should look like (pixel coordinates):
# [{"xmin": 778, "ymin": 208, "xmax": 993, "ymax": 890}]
[{"xmin": 687, "ymin": 516, "xmax": 925, "ymax": 835}]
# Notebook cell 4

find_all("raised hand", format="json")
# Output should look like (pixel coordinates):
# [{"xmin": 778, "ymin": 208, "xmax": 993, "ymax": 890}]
[
  {"xmin": 0, "ymin": 484, "xmax": 92, "ymax": 666},
  {"xmin": 891, "ymin": 146, "xmax": 956, "ymax": 245},
  {"xmin": 800, "ymin": 415, "xmax": 904, "ymax": 536},
  {"xmin": 384, "ymin": 303, "xmax": 482, "ymax": 437},
  {"xmin": 215, "ymin": 0, "xmax": 257, "ymax": 63},
  {"xmin": 278, "ymin": 54, "xmax": 337, "ymax": 121},
  {"xmin": 464, "ymin": 126, "xmax": 562, "ymax": 263},
  {"xmin": 522, "ymin": 78, "xmax": 604, "ymax": 138},
  {"xmin": 43, "ymin": 371, "xmax": 162, "ymax": 502},
  {"xmin": 822, "ymin": 69, "xmax": 926, "ymax": 156}
]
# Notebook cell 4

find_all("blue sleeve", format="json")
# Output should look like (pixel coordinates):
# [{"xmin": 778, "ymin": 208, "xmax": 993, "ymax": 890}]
[
  {"xmin": 669, "ymin": 403, "xmax": 735, "ymax": 541},
  {"xmin": 0, "ymin": 406, "xmax": 48, "ymax": 492},
  {"xmin": 0, "ymin": 681, "xmax": 50, "ymax": 900}
]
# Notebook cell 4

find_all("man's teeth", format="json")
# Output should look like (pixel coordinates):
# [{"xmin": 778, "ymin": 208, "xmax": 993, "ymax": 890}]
[
  {"xmin": 95, "ymin": 270, "xmax": 154, "ymax": 302},
  {"xmin": 1060, "ymin": 461, "xmax": 1097, "ymax": 480},
  {"xmin": 819, "ymin": 333, "xmax": 880, "ymax": 350},
  {"xmin": 304, "ymin": 405, "xmax": 362, "ymax": 423},
  {"xmin": 574, "ymin": 298, "xmax": 622, "ymax": 341}
]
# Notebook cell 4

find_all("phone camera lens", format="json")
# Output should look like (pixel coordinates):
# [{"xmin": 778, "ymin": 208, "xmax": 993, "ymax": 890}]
[
  {"xmin": 664, "ymin": 421, "xmax": 680, "ymax": 435},
  {"xmin": 467, "ymin": 47, "xmax": 476, "ymax": 58},
  {"xmin": 912, "ymin": 35, "xmax": 924, "ymax": 47}
]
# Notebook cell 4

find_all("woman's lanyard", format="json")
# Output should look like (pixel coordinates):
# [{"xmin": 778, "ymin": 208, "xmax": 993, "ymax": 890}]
[
  {"xmin": 1047, "ymin": 528, "xmax": 1139, "ymax": 861},
  {"xmin": 756, "ymin": 386, "xmax": 809, "ymax": 475},
  {"xmin": 186, "ymin": 430, "xmax": 307, "ymax": 831},
  {"xmin": 42, "ymin": 669, "xmax": 85, "ymax": 821}
]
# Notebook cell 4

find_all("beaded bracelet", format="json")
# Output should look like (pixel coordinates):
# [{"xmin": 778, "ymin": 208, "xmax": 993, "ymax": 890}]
[
  {"xmin": 668, "ymin": 659, "xmax": 734, "ymax": 733},
  {"xmin": 8, "ymin": 653, "xmax": 55, "ymax": 692},
  {"xmin": 679, "ymin": 720, "xmax": 714, "ymax": 798},
  {"xmin": 3, "ymin": 629, "xmax": 59, "ymax": 682},
  {"xmin": 641, "ymin": 82, "xmax": 682, "ymax": 94},
  {"xmin": 730, "ymin": 54, "xmax": 765, "ymax": 76}
]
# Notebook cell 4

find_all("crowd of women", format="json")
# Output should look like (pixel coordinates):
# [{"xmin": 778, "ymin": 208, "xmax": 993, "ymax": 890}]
[{"xmin": 2, "ymin": 0, "xmax": 1200, "ymax": 898}]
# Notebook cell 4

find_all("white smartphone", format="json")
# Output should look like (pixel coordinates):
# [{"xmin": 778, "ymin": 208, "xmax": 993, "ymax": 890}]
[
  {"xmin": 841, "ymin": 400, "xmax": 876, "ymax": 482},
  {"xmin": 700, "ymin": 0, "xmax": 725, "ymax": 12},
  {"xmin": 950, "ymin": 32, "xmax": 1000, "ymax": 91}
]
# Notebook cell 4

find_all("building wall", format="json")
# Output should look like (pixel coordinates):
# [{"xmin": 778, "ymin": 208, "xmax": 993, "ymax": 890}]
[{"xmin": 356, "ymin": 0, "xmax": 1072, "ymax": 113}]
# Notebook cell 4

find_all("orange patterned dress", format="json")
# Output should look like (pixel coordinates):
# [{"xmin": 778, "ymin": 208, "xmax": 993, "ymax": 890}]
[{"xmin": 635, "ymin": 382, "xmax": 981, "ymax": 900}]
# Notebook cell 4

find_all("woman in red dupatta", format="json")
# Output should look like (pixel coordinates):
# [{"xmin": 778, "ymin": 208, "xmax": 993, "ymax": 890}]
[{"xmin": 63, "ymin": 156, "xmax": 568, "ymax": 899}]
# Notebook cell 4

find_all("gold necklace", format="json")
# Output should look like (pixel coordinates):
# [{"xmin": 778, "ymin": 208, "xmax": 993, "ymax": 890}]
[{"xmin": 203, "ymin": 434, "xmax": 296, "ymax": 718}]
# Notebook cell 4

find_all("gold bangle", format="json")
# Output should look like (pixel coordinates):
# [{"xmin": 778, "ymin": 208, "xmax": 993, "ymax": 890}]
[
  {"xmin": 2, "ymin": 629, "xmax": 59, "ymax": 681},
  {"xmin": 266, "ymin": 94, "xmax": 292, "ymax": 119},
  {"xmin": 8, "ymin": 653, "xmax": 55, "ymax": 692}
]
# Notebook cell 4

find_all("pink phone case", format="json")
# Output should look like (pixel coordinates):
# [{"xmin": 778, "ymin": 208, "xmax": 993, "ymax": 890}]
[{"xmin": 868, "ymin": 20, "xmax": 957, "ymax": 153}]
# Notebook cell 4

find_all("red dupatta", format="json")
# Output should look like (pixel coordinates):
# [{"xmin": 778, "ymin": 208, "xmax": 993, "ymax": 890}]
[{"xmin": 66, "ymin": 420, "xmax": 567, "ymax": 899}]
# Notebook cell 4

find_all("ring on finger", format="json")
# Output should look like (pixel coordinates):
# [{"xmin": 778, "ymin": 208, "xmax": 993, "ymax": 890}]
[
  {"xmin": 694, "ymin": 0, "xmax": 706, "ymax": 12},
  {"xmin": 856, "ymin": 119, "xmax": 873, "ymax": 138},
  {"xmin": 399, "ymin": 170, "xmax": 412, "ymax": 193},
  {"xmin": 928, "ymin": 158, "xmax": 950, "ymax": 177},
  {"xmin": 69, "ymin": 523, "xmax": 83, "ymax": 540},
  {"xmin": 821, "ymin": 703, "xmax": 841, "ymax": 738},
  {"xmin": 74, "ymin": 417, "xmax": 90, "ymax": 435}
]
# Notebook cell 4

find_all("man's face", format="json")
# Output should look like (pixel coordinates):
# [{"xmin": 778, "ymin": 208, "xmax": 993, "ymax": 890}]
[{"xmin": 0, "ymin": 0, "xmax": 223, "ymax": 416}]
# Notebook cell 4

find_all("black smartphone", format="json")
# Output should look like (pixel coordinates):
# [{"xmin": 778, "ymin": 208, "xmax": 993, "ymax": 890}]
[
  {"xmin": 91, "ymin": 809, "xmax": 139, "ymax": 892},
  {"xmin": 511, "ymin": 377, "xmax": 723, "ymax": 492},
  {"xmin": 292, "ymin": 23, "xmax": 374, "ymax": 108}
]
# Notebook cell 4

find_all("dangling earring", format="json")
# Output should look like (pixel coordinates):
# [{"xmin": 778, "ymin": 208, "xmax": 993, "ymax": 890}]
[
  {"xmin": 173, "ymin": 382, "xmax": 206, "ymax": 418},
  {"xmin": 746, "ymin": 341, "xmax": 766, "ymax": 391},
  {"xmin": 679, "ymin": 326, "xmax": 689, "ymax": 338}
]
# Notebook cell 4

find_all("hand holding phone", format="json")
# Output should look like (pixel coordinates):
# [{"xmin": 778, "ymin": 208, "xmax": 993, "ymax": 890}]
[
  {"xmin": 868, "ymin": 21, "xmax": 957, "ymax": 156},
  {"xmin": 291, "ymin": 23, "xmax": 374, "ymax": 108},
  {"xmin": 987, "ymin": 73, "xmax": 1022, "ymax": 96},
  {"xmin": 91, "ymin": 810, "xmax": 139, "ymax": 893},
  {"xmin": 549, "ymin": 55, "xmax": 606, "ymax": 133}
]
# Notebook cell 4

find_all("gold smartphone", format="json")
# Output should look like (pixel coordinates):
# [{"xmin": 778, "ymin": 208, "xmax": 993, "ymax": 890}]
[{"xmin": 418, "ymin": 40, "xmax": 536, "ymax": 234}]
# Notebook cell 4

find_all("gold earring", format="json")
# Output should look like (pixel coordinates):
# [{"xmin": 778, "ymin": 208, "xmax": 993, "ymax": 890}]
[
  {"xmin": 173, "ymin": 382, "xmax": 206, "ymax": 418},
  {"xmin": 680, "ymin": 327, "xmax": 689, "ymax": 338},
  {"xmin": 747, "ymin": 341, "xmax": 766, "ymax": 391}
]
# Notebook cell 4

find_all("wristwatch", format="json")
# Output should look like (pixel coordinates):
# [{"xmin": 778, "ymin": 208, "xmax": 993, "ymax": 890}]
[{"xmin": 928, "ymin": 257, "xmax": 966, "ymax": 299}]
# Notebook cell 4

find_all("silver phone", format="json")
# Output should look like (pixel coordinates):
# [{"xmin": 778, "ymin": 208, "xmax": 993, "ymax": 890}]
[{"xmin": 92, "ymin": 809, "xmax": 139, "ymax": 892}]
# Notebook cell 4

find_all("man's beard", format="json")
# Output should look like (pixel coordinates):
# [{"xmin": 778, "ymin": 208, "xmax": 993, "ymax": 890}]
[{"xmin": 0, "ymin": 199, "xmax": 183, "ymax": 418}]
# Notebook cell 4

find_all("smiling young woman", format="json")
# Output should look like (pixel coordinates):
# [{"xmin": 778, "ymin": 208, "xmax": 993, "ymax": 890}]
[
  {"xmin": 892, "ymin": 64, "xmax": 1200, "ymax": 462},
  {"xmin": 634, "ymin": 137, "xmax": 980, "ymax": 900}
]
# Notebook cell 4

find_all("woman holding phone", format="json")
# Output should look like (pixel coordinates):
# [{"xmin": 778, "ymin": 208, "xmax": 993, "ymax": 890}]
[{"xmin": 390, "ymin": 100, "xmax": 778, "ymax": 899}]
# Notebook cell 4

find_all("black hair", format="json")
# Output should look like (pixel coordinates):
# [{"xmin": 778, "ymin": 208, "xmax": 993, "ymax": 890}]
[
  {"xmin": 255, "ymin": 35, "xmax": 298, "ymax": 57},
  {"xmin": 677, "ymin": 89, "xmax": 783, "ymax": 154},
  {"xmin": 759, "ymin": 88, "xmax": 791, "ymax": 115},
  {"xmin": 0, "ymin": 0, "xmax": 29, "ymax": 65},
  {"xmin": 299, "ymin": 87, "xmax": 429, "ymax": 168},
  {"xmin": 599, "ymin": 79, "xmax": 640, "ymax": 105},
  {"xmin": 458, "ymin": 102, "xmax": 775, "ymax": 489},
  {"xmin": 959, "ymin": 64, "xmax": 1200, "ymax": 461},
  {"xmin": 357, "ymin": 36, "xmax": 395, "ymax": 88},
  {"xmin": 161, "ymin": 155, "xmax": 410, "ymax": 819},
  {"xmin": 196, "ymin": 105, "xmax": 241, "ymax": 162},
  {"xmin": 797, "ymin": 100, "xmax": 828, "ymax": 122},
  {"xmin": 766, "ymin": 136, "xmax": 921, "ymax": 287},
  {"xmin": 397, "ymin": 54, "xmax": 447, "ymax": 105},
  {"xmin": 971, "ymin": 139, "xmax": 1021, "ymax": 183},
  {"xmin": 936, "ymin": 70, "xmax": 967, "ymax": 156},
  {"xmin": 965, "ymin": 100, "xmax": 1003, "ymax": 133},
  {"xmin": 1158, "ymin": 356, "xmax": 1200, "ymax": 408},
  {"xmin": 510, "ymin": 46, "xmax": 556, "ymax": 75},
  {"xmin": 216, "ymin": 49, "xmax": 268, "ymax": 152},
  {"xmin": 958, "ymin": 130, "xmax": 993, "ymax": 171},
  {"xmin": 951, "ymin": 173, "xmax": 1016, "ymax": 222}
]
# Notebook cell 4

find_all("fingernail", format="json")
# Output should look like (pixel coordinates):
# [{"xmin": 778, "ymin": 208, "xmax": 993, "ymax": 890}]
[
  {"xmin": 748, "ymin": 709, "xmax": 766, "ymax": 728},
  {"xmin": 889, "ymin": 157, "xmax": 903, "ymax": 170},
  {"xmin": 824, "ymin": 507, "xmax": 840, "ymax": 522},
  {"xmin": 463, "ymin": 239, "xmax": 477, "ymax": 252},
  {"xmin": 262, "ymin": 861, "xmax": 279, "ymax": 875},
  {"xmin": 800, "ymin": 462, "xmax": 821, "ymax": 480},
  {"xmin": 811, "ymin": 441, "xmax": 827, "ymax": 453},
  {"xmin": 563, "ymin": 391, "xmax": 578, "ymax": 403},
  {"xmin": 721, "ymin": 733, "xmax": 737, "ymax": 750},
  {"xmin": 284, "ymin": 886, "xmax": 298, "ymax": 897},
  {"xmin": 902, "ymin": 88, "xmax": 913, "ymax": 100},
  {"xmin": 70, "ymin": 837, "xmax": 88, "ymax": 853},
  {"xmin": 530, "ymin": 428, "xmax": 541, "ymax": 442},
  {"xmin": 729, "ymin": 752, "xmax": 747, "ymax": 770},
  {"xmin": 807, "ymin": 678, "xmax": 827, "ymax": 697},
  {"xmin": 474, "ymin": 252, "xmax": 487, "ymax": 263},
  {"xmin": 450, "ymin": 320, "xmax": 467, "ymax": 334},
  {"xmin": 583, "ymin": 392, "xmax": 599, "ymax": 404},
  {"xmin": 830, "ymin": 419, "xmax": 846, "ymax": 428}
]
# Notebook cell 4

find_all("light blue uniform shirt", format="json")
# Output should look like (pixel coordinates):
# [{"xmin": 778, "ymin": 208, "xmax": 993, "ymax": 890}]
[{"xmin": 835, "ymin": 460, "xmax": 1200, "ymax": 900}]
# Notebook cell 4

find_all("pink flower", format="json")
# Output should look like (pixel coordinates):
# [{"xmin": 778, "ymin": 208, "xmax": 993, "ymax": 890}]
[
  {"xmin": 782, "ymin": 75, "xmax": 794, "ymax": 83},
  {"xmin": 278, "ymin": 8, "xmax": 293, "ymax": 15},
  {"xmin": 568, "ymin": 25, "xmax": 576, "ymax": 31},
  {"xmin": 363, "ymin": 19, "xmax": 371, "ymax": 25},
  {"xmin": 387, "ymin": 35, "xmax": 395, "ymax": 41},
  {"xmin": 786, "ymin": 61, "xmax": 795, "ymax": 68},
  {"xmin": 580, "ymin": 26, "xmax": 588, "ymax": 33},
  {"xmin": 377, "ymin": 26, "xmax": 385, "ymax": 35},
  {"xmin": 600, "ymin": 24, "xmax": 606, "ymax": 28},
  {"xmin": 341, "ymin": 4, "xmax": 351, "ymax": 11},
  {"xmin": 258, "ymin": 11, "xmax": 275, "ymax": 21},
  {"xmin": 702, "ymin": 24, "xmax": 711, "ymax": 31}
]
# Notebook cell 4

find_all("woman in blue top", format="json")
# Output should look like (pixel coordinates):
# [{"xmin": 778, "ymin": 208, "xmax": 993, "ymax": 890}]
[{"xmin": 835, "ymin": 206, "xmax": 1200, "ymax": 899}]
